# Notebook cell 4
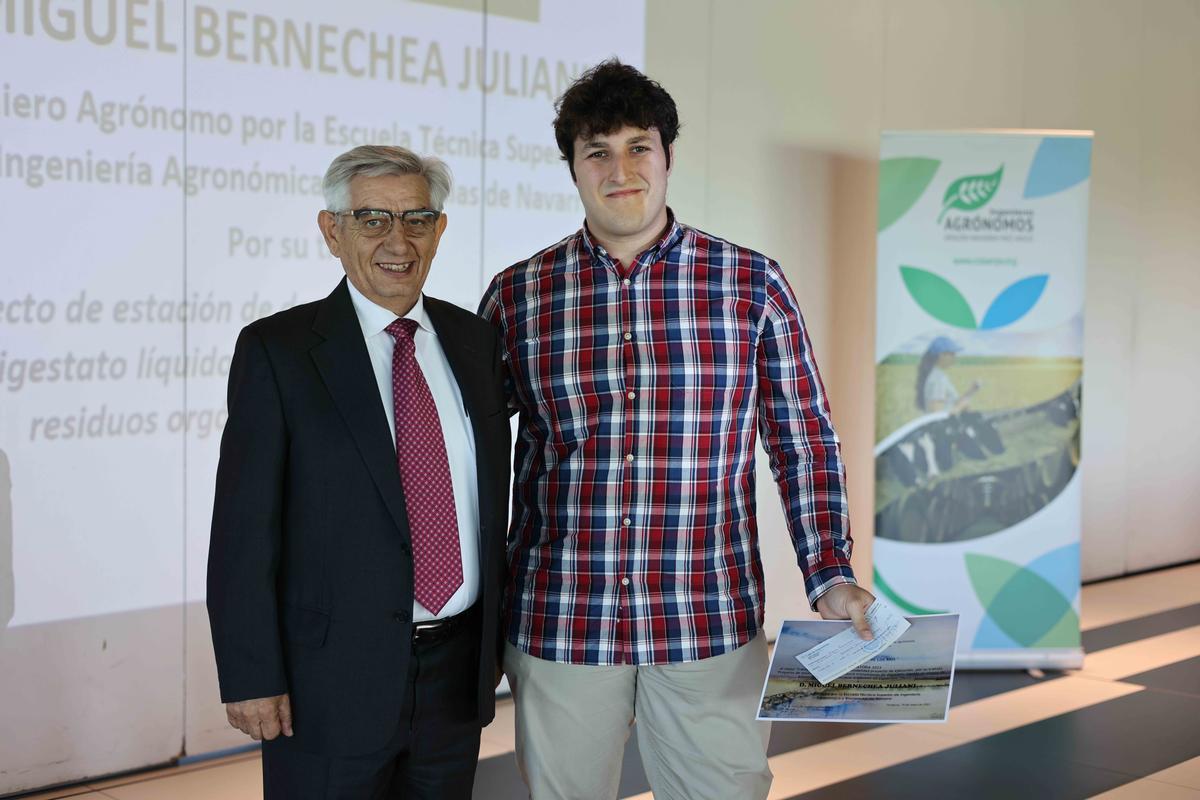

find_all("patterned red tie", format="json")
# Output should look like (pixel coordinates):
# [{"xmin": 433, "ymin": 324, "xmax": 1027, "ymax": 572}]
[{"xmin": 385, "ymin": 318, "xmax": 463, "ymax": 615}]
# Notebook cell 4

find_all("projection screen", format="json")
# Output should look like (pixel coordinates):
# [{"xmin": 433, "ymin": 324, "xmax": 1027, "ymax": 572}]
[{"xmin": 0, "ymin": 0, "xmax": 643, "ymax": 791}]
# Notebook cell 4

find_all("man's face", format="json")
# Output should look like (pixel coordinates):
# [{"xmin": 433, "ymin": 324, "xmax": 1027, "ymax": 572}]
[
  {"xmin": 572, "ymin": 125, "xmax": 672, "ymax": 248},
  {"xmin": 318, "ymin": 173, "xmax": 447, "ymax": 317}
]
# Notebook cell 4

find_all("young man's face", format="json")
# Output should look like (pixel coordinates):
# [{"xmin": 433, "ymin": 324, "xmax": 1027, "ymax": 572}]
[{"xmin": 571, "ymin": 125, "xmax": 672, "ymax": 251}]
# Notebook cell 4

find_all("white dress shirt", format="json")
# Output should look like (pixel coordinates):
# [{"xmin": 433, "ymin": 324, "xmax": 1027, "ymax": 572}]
[{"xmin": 346, "ymin": 281, "xmax": 479, "ymax": 621}]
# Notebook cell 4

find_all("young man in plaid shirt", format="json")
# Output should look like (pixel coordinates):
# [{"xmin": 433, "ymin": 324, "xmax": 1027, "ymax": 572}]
[{"xmin": 480, "ymin": 60, "xmax": 876, "ymax": 800}]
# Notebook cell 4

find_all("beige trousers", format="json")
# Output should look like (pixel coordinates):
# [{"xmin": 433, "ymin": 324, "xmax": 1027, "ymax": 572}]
[{"xmin": 504, "ymin": 634, "xmax": 773, "ymax": 800}]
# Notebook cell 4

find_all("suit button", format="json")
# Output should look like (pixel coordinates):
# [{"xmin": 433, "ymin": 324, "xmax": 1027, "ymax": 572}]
[
  {"xmin": 400, "ymin": 543, "xmax": 411, "ymax": 554},
  {"xmin": 393, "ymin": 611, "xmax": 409, "ymax": 623}
]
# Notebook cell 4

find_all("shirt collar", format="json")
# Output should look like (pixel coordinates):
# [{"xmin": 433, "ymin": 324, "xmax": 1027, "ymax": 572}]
[
  {"xmin": 579, "ymin": 207, "xmax": 684, "ymax": 269},
  {"xmin": 345, "ymin": 279, "xmax": 433, "ymax": 339}
]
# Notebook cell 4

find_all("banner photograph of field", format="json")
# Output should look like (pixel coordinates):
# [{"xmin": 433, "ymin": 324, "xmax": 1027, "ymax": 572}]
[{"xmin": 874, "ymin": 321, "xmax": 1082, "ymax": 544}]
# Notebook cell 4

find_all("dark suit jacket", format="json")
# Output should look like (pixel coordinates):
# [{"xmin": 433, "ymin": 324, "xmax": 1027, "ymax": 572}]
[{"xmin": 207, "ymin": 278, "xmax": 509, "ymax": 757}]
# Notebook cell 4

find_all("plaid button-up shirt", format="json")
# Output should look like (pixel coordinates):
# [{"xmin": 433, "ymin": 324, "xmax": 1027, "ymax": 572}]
[{"xmin": 479, "ymin": 215, "xmax": 856, "ymax": 665}]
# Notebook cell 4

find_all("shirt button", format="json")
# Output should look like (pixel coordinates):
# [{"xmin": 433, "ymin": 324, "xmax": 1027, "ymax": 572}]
[
  {"xmin": 621, "ymin": 577, "xmax": 630, "ymax": 586},
  {"xmin": 623, "ymin": 517, "xmax": 632, "ymax": 526},
  {"xmin": 627, "ymin": 391, "xmax": 636, "ymax": 400},
  {"xmin": 625, "ymin": 454, "xmax": 634, "ymax": 463},
  {"xmin": 623, "ymin": 331, "xmax": 633, "ymax": 341},
  {"xmin": 623, "ymin": 278, "xmax": 631, "ymax": 286}
]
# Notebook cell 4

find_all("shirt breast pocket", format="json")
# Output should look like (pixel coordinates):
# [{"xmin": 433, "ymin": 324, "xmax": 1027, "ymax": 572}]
[
  {"xmin": 511, "ymin": 334, "xmax": 572, "ymax": 406},
  {"xmin": 510, "ymin": 333, "xmax": 602, "ymax": 445}
]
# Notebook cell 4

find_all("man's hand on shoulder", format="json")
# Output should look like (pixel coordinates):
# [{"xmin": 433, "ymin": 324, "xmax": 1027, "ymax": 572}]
[
  {"xmin": 225, "ymin": 693, "xmax": 293, "ymax": 741},
  {"xmin": 815, "ymin": 583, "xmax": 877, "ymax": 641}
]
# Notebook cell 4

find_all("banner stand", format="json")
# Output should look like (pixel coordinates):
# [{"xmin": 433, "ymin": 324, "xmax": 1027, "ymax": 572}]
[{"xmin": 874, "ymin": 130, "xmax": 1092, "ymax": 670}]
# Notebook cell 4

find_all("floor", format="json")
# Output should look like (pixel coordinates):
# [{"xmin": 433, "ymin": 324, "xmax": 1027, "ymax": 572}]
[{"xmin": 12, "ymin": 562, "xmax": 1200, "ymax": 800}]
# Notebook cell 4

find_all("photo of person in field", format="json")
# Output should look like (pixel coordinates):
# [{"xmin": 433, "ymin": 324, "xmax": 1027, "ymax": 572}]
[{"xmin": 874, "ymin": 322, "xmax": 1082, "ymax": 545}]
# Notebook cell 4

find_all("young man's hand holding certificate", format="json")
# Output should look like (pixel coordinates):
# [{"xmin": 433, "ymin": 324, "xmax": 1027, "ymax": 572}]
[
  {"xmin": 798, "ymin": 600, "xmax": 912, "ymax": 685},
  {"xmin": 757, "ymin": 600, "xmax": 960, "ymax": 723}
]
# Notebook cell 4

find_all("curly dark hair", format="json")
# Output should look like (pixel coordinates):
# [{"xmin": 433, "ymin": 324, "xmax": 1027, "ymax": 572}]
[{"xmin": 553, "ymin": 59, "xmax": 680, "ymax": 180}]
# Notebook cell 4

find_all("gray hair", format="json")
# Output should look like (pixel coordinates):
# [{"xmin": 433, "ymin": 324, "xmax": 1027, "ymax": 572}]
[{"xmin": 321, "ymin": 145, "xmax": 453, "ymax": 212}]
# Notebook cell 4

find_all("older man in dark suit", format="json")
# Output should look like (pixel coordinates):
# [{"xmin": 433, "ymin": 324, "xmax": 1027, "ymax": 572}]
[{"xmin": 207, "ymin": 145, "xmax": 509, "ymax": 799}]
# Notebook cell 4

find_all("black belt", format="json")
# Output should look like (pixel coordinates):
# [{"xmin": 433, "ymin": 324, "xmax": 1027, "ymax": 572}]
[{"xmin": 411, "ymin": 605, "xmax": 478, "ymax": 645}]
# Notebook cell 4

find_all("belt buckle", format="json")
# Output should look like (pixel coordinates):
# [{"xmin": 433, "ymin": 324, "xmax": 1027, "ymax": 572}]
[{"xmin": 413, "ymin": 616, "xmax": 452, "ymax": 643}]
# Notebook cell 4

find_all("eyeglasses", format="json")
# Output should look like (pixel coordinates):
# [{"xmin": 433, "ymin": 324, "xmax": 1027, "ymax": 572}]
[{"xmin": 333, "ymin": 208, "xmax": 441, "ymax": 239}]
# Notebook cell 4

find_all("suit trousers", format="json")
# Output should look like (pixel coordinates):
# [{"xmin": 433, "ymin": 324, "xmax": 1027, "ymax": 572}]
[
  {"xmin": 262, "ymin": 607, "xmax": 483, "ymax": 800},
  {"xmin": 504, "ymin": 633, "xmax": 773, "ymax": 800}
]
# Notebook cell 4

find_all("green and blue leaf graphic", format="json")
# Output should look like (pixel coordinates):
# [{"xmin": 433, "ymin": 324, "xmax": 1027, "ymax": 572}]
[
  {"xmin": 1024, "ymin": 137, "xmax": 1092, "ymax": 198},
  {"xmin": 878, "ymin": 157, "xmax": 941, "ymax": 232},
  {"xmin": 901, "ymin": 268, "xmax": 1049, "ymax": 330},
  {"xmin": 900, "ymin": 266, "xmax": 977, "ymax": 329},
  {"xmin": 980, "ymin": 275, "xmax": 1048, "ymax": 329},
  {"xmin": 967, "ymin": 547, "xmax": 1080, "ymax": 649},
  {"xmin": 938, "ymin": 166, "xmax": 1004, "ymax": 222}
]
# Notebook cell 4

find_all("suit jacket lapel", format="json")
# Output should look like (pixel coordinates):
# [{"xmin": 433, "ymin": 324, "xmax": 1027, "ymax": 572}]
[
  {"xmin": 309, "ymin": 279, "xmax": 412, "ymax": 540},
  {"xmin": 425, "ymin": 296, "xmax": 493, "ymax": 433},
  {"xmin": 425, "ymin": 296, "xmax": 499, "ymax": 579}
]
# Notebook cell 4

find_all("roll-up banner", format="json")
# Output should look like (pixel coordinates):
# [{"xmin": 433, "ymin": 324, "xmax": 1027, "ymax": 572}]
[{"xmin": 874, "ymin": 130, "xmax": 1092, "ymax": 669}]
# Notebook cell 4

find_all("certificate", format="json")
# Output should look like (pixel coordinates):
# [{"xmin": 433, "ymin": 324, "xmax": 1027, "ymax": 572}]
[
  {"xmin": 756, "ymin": 613, "xmax": 960, "ymax": 723},
  {"xmin": 797, "ymin": 600, "xmax": 911, "ymax": 684}
]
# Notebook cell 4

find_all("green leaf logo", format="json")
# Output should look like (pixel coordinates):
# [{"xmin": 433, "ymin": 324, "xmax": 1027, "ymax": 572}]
[
  {"xmin": 938, "ymin": 165, "xmax": 1004, "ymax": 222},
  {"xmin": 878, "ymin": 157, "xmax": 941, "ymax": 231},
  {"xmin": 900, "ymin": 266, "xmax": 977, "ymax": 329}
]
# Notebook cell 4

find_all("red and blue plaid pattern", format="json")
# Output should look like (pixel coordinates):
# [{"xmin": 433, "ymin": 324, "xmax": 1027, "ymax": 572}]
[{"xmin": 480, "ymin": 216, "xmax": 856, "ymax": 665}]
